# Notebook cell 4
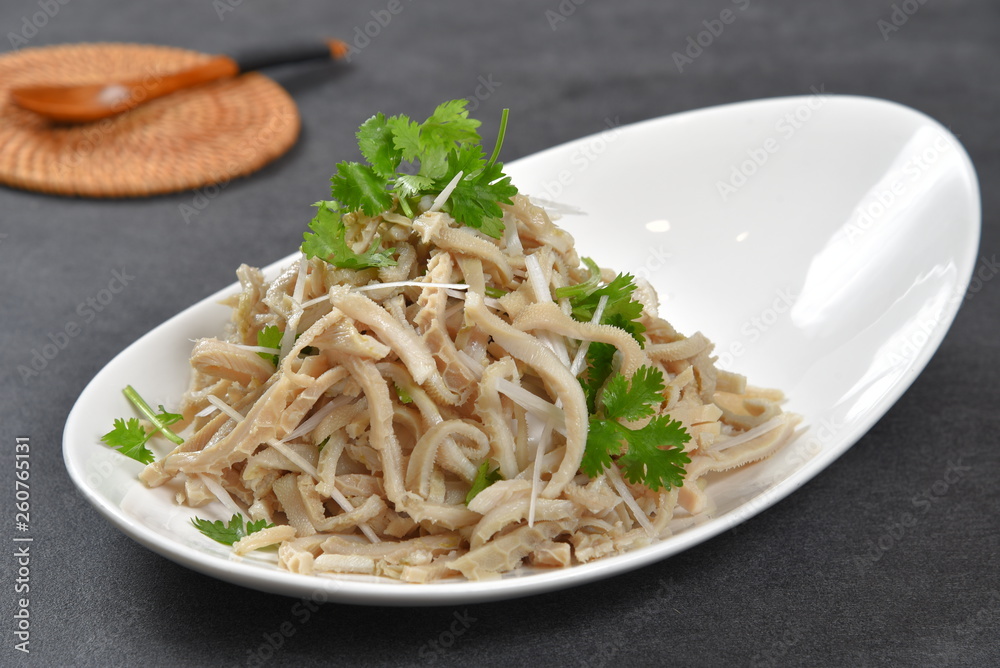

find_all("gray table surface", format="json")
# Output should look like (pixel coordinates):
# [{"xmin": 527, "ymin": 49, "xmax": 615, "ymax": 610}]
[{"xmin": 2, "ymin": 1, "xmax": 998, "ymax": 666}]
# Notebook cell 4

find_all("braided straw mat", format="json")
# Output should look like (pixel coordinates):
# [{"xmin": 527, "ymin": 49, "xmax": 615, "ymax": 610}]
[{"xmin": 0, "ymin": 43, "xmax": 300, "ymax": 197}]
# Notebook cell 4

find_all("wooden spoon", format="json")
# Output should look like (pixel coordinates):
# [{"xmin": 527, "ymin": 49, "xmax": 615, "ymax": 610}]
[{"xmin": 9, "ymin": 40, "xmax": 349, "ymax": 123}]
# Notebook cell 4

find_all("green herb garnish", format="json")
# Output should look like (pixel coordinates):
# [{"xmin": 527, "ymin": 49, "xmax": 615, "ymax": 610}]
[
  {"xmin": 301, "ymin": 200, "xmax": 398, "ymax": 269},
  {"xmin": 256, "ymin": 325, "xmax": 283, "ymax": 365},
  {"xmin": 302, "ymin": 100, "xmax": 517, "ymax": 265},
  {"xmin": 466, "ymin": 461, "xmax": 503, "ymax": 504},
  {"xmin": 581, "ymin": 366, "xmax": 690, "ymax": 491},
  {"xmin": 562, "ymin": 269, "xmax": 648, "ymax": 411},
  {"xmin": 100, "ymin": 386, "xmax": 183, "ymax": 464},
  {"xmin": 191, "ymin": 514, "xmax": 273, "ymax": 546}
]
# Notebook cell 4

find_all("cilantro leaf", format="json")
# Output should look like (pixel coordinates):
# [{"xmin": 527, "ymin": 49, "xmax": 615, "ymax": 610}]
[
  {"xmin": 383, "ymin": 101, "xmax": 481, "ymax": 180},
  {"xmin": 466, "ymin": 461, "xmax": 503, "ymax": 504},
  {"xmin": 581, "ymin": 365, "xmax": 691, "ymax": 491},
  {"xmin": 441, "ymin": 159, "xmax": 517, "ymax": 238},
  {"xmin": 387, "ymin": 115, "xmax": 423, "ymax": 162},
  {"xmin": 330, "ymin": 161, "xmax": 393, "ymax": 216},
  {"xmin": 256, "ymin": 325, "xmax": 282, "ymax": 365},
  {"xmin": 356, "ymin": 112, "xmax": 401, "ymax": 177},
  {"xmin": 600, "ymin": 365, "xmax": 665, "ymax": 422},
  {"xmin": 246, "ymin": 518, "xmax": 272, "ymax": 534},
  {"xmin": 301, "ymin": 202, "xmax": 397, "ymax": 269},
  {"xmin": 443, "ymin": 144, "xmax": 487, "ymax": 179},
  {"xmin": 101, "ymin": 417, "xmax": 156, "ymax": 465},
  {"xmin": 191, "ymin": 514, "xmax": 274, "ymax": 546},
  {"xmin": 569, "ymin": 273, "xmax": 645, "ymax": 345},
  {"xmin": 423, "ymin": 99, "xmax": 482, "ymax": 146},
  {"xmin": 395, "ymin": 173, "xmax": 434, "ymax": 199},
  {"xmin": 580, "ymin": 418, "xmax": 622, "ymax": 478},
  {"xmin": 580, "ymin": 341, "xmax": 616, "ymax": 414},
  {"xmin": 617, "ymin": 416, "xmax": 690, "ymax": 491},
  {"xmin": 417, "ymin": 100, "xmax": 482, "ymax": 179},
  {"xmin": 155, "ymin": 405, "xmax": 183, "ymax": 427},
  {"xmin": 606, "ymin": 311, "xmax": 646, "ymax": 348}
]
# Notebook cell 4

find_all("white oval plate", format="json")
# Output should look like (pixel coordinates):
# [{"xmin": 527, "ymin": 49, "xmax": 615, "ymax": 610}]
[{"xmin": 64, "ymin": 95, "xmax": 980, "ymax": 605}]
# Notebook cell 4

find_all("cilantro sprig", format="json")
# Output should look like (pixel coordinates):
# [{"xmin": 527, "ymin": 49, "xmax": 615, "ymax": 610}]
[
  {"xmin": 581, "ymin": 366, "xmax": 691, "ymax": 491},
  {"xmin": 564, "ymin": 265, "xmax": 689, "ymax": 490},
  {"xmin": 566, "ymin": 271, "xmax": 646, "ymax": 345},
  {"xmin": 560, "ymin": 264, "xmax": 649, "ymax": 411},
  {"xmin": 301, "ymin": 100, "xmax": 518, "ymax": 266},
  {"xmin": 466, "ymin": 461, "xmax": 503, "ymax": 504},
  {"xmin": 191, "ymin": 514, "xmax": 273, "ymax": 546},
  {"xmin": 100, "ymin": 385, "xmax": 183, "ymax": 464},
  {"xmin": 301, "ymin": 200, "xmax": 398, "ymax": 269}
]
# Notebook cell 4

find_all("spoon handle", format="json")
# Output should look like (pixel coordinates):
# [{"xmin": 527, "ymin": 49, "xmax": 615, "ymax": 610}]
[{"xmin": 231, "ymin": 39, "xmax": 349, "ymax": 72}]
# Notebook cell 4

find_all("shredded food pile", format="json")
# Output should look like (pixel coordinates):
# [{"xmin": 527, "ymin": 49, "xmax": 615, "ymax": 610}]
[
  {"xmin": 140, "ymin": 194, "xmax": 798, "ymax": 582},
  {"xmin": 134, "ymin": 101, "xmax": 799, "ymax": 582}
]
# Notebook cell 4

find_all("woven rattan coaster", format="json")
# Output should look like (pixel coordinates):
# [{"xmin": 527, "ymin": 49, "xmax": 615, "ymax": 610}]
[{"xmin": 0, "ymin": 43, "xmax": 300, "ymax": 197}]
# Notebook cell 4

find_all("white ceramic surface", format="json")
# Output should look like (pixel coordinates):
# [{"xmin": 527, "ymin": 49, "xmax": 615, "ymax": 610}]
[{"xmin": 63, "ymin": 95, "xmax": 980, "ymax": 605}]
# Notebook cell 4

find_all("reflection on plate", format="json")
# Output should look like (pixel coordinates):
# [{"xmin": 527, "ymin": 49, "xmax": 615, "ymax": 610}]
[{"xmin": 64, "ymin": 96, "xmax": 980, "ymax": 605}]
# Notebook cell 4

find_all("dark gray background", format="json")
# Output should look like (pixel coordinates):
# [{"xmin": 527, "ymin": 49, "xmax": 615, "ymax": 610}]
[{"xmin": 1, "ymin": 0, "xmax": 998, "ymax": 666}]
